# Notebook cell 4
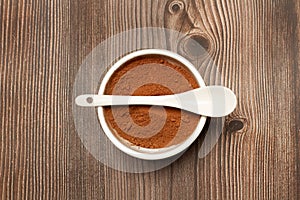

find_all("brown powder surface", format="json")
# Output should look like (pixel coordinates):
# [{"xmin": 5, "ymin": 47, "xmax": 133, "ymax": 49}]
[{"xmin": 103, "ymin": 55, "xmax": 200, "ymax": 148}]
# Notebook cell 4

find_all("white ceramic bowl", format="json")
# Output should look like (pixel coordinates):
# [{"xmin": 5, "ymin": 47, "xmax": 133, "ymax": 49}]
[{"xmin": 97, "ymin": 49, "xmax": 207, "ymax": 160}]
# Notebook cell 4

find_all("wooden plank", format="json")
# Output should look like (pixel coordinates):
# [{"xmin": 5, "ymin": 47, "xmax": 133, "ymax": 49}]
[
  {"xmin": 0, "ymin": 0, "xmax": 299, "ymax": 199},
  {"xmin": 0, "ymin": 0, "xmax": 70, "ymax": 199}
]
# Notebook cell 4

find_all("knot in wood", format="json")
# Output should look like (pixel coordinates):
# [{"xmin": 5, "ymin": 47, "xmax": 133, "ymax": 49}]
[
  {"xmin": 180, "ymin": 34, "xmax": 210, "ymax": 58},
  {"xmin": 168, "ymin": 1, "xmax": 185, "ymax": 14},
  {"xmin": 227, "ymin": 119, "xmax": 245, "ymax": 133}
]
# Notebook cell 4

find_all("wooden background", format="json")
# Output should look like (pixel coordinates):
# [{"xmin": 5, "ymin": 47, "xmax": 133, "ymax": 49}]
[{"xmin": 1, "ymin": 0, "xmax": 299, "ymax": 199}]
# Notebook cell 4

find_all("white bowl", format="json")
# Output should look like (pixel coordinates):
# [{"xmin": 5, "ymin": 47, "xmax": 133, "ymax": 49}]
[{"xmin": 97, "ymin": 49, "xmax": 207, "ymax": 160}]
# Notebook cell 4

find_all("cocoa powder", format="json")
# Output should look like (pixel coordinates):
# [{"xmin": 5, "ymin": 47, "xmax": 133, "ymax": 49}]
[{"xmin": 103, "ymin": 55, "xmax": 200, "ymax": 148}]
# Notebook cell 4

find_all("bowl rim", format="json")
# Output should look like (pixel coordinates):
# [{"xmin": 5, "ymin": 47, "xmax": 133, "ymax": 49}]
[{"xmin": 97, "ymin": 49, "xmax": 207, "ymax": 160}]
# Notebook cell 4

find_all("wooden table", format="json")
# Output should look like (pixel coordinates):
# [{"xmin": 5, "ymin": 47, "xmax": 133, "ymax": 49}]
[{"xmin": 1, "ymin": 0, "xmax": 299, "ymax": 199}]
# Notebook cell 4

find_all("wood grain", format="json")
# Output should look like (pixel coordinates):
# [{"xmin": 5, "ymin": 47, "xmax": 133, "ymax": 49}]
[{"xmin": 1, "ymin": 0, "xmax": 299, "ymax": 199}]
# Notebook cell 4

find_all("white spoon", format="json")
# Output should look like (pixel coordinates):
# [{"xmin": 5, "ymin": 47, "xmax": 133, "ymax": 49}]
[{"xmin": 75, "ymin": 86, "xmax": 237, "ymax": 117}]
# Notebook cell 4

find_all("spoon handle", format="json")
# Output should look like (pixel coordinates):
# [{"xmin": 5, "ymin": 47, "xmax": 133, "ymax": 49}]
[{"xmin": 75, "ymin": 94, "xmax": 179, "ymax": 107}]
